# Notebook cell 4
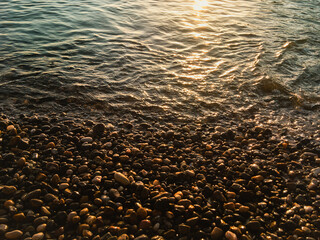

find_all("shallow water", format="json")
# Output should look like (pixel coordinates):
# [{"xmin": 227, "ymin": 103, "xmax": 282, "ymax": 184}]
[{"xmin": 0, "ymin": 0, "xmax": 319, "ymax": 121}]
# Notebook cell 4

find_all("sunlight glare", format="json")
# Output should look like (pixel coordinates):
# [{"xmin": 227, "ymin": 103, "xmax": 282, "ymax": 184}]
[{"xmin": 193, "ymin": 0, "xmax": 209, "ymax": 11}]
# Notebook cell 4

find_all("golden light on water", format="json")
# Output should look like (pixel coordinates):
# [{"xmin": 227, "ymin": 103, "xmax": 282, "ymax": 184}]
[{"xmin": 193, "ymin": 0, "xmax": 209, "ymax": 11}]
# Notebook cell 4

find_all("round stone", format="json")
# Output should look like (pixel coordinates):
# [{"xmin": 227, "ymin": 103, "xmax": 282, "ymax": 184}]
[
  {"xmin": 114, "ymin": 172, "xmax": 130, "ymax": 186},
  {"xmin": 5, "ymin": 230, "xmax": 23, "ymax": 239},
  {"xmin": 32, "ymin": 232, "xmax": 44, "ymax": 240}
]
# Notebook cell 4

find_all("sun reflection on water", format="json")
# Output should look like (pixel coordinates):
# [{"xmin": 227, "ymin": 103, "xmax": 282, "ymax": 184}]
[{"xmin": 193, "ymin": 0, "xmax": 209, "ymax": 11}]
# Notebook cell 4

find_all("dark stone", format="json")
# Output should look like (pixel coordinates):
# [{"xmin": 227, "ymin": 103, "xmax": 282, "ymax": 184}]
[{"xmin": 246, "ymin": 220, "xmax": 262, "ymax": 232}]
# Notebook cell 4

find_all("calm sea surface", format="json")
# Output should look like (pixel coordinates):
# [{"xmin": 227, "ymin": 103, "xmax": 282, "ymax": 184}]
[{"xmin": 0, "ymin": 0, "xmax": 319, "ymax": 124}]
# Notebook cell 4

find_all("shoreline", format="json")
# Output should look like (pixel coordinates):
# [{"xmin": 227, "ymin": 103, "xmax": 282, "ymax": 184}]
[{"xmin": 0, "ymin": 112, "xmax": 319, "ymax": 239}]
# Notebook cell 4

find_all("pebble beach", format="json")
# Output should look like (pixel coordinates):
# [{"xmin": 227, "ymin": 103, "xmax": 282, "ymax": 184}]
[{"xmin": 0, "ymin": 113, "xmax": 319, "ymax": 240}]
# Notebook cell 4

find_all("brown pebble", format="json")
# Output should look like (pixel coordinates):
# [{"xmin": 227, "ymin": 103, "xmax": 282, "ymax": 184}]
[
  {"xmin": 211, "ymin": 227, "xmax": 224, "ymax": 240},
  {"xmin": 4, "ymin": 200, "xmax": 14, "ymax": 209},
  {"xmin": 119, "ymin": 155, "xmax": 130, "ymax": 162},
  {"xmin": 13, "ymin": 213, "xmax": 25, "ymax": 222},
  {"xmin": 139, "ymin": 219, "xmax": 151, "ymax": 230},
  {"xmin": 46, "ymin": 142, "xmax": 55, "ymax": 149},
  {"xmin": 178, "ymin": 199, "xmax": 192, "ymax": 208},
  {"xmin": 178, "ymin": 224, "xmax": 191, "ymax": 235},
  {"xmin": 163, "ymin": 229, "xmax": 176, "ymax": 239},
  {"xmin": 32, "ymin": 232, "xmax": 44, "ymax": 240},
  {"xmin": 224, "ymin": 202, "xmax": 235, "ymax": 211},
  {"xmin": 2, "ymin": 186, "xmax": 17, "ymax": 195},
  {"xmin": 7, "ymin": 125, "xmax": 17, "ymax": 135},
  {"xmin": 114, "ymin": 172, "xmax": 130, "ymax": 186},
  {"xmin": 78, "ymin": 224, "xmax": 90, "ymax": 233},
  {"xmin": 17, "ymin": 157, "xmax": 26, "ymax": 168},
  {"xmin": 0, "ymin": 224, "xmax": 8, "ymax": 234},
  {"xmin": 30, "ymin": 199, "xmax": 43, "ymax": 208},
  {"xmin": 83, "ymin": 230, "xmax": 93, "ymax": 237},
  {"xmin": 226, "ymin": 191, "xmax": 236, "ymax": 199},
  {"xmin": 80, "ymin": 208, "xmax": 89, "ymax": 216},
  {"xmin": 86, "ymin": 215, "xmax": 96, "ymax": 225},
  {"xmin": 239, "ymin": 205, "xmax": 250, "ymax": 214},
  {"xmin": 41, "ymin": 206, "xmax": 51, "ymax": 216},
  {"xmin": 117, "ymin": 234, "xmax": 129, "ymax": 240},
  {"xmin": 5, "ymin": 230, "xmax": 23, "ymax": 239},
  {"xmin": 72, "ymin": 216, "xmax": 81, "ymax": 224},
  {"xmin": 137, "ymin": 207, "xmax": 148, "ymax": 219},
  {"xmin": 36, "ymin": 173, "xmax": 47, "ymax": 181},
  {"xmin": 51, "ymin": 174, "xmax": 60, "ymax": 185},
  {"xmin": 67, "ymin": 211, "xmax": 77, "ymax": 223},
  {"xmin": 225, "ymin": 231, "xmax": 237, "ymax": 240},
  {"xmin": 36, "ymin": 224, "xmax": 46, "ymax": 232},
  {"xmin": 251, "ymin": 175, "xmax": 264, "ymax": 183}
]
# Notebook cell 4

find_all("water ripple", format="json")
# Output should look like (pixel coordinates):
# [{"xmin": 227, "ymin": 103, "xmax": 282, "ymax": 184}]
[{"xmin": 0, "ymin": 0, "xmax": 319, "ymax": 119}]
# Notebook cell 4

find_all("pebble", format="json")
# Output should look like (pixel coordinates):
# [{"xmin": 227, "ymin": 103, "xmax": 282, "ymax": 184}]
[
  {"xmin": 4, "ymin": 200, "xmax": 15, "ymax": 208},
  {"xmin": 32, "ymin": 232, "xmax": 44, "ymax": 240},
  {"xmin": 178, "ymin": 224, "xmax": 191, "ymax": 235},
  {"xmin": 36, "ymin": 224, "xmax": 46, "ymax": 232},
  {"xmin": 13, "ymin": 213, "xmax": 25, "ymax": 222},
  {"xmin": 5, "ymin": 230, "xmax": 23, "ymax": 239},
  {"xmin": 114, "ymin": 172, "xmax": 130, "ymax": 185},
  {"xmin": 118, "ymin": 234, "xmax": 129, "ymax": 240},
  {"xmin": 0, "ymin": 224, "xmax": 8, "ymax": 234},
  {"xmin": 224, "ymin": 202, "xmax": 236, "ymax": 211},
  {"xmin": 211, "ymin": 227, "xmax": 224, "ymax": 239},
  {"xmin": 81, "ymin": 137, "xmax": 93, "ymax": 143},
  {"xmin": 137, "ymin": 207, "xmax": 148, "ymax": 219},
  {"xmin": 2, "ymin": 186, "xmax": 17, "ymax": 195},
  {"xmin": 139, "ymin": 219, "xmax": 151, "ymax": 230},
  {"xmin": 225, "ymin": 231, "xmax": 237, "ymax": 240},
  {"xmin": 246, "ymin": 220, "xmax": 261, "ymax": 232},
  {"xmin": 59, "ymin": 183, "xmax": 69, "ymax": 190}
]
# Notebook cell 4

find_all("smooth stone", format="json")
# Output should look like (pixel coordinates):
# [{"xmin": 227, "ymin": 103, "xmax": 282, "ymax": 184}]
[
  {"xmin": 0, "ymin": 224, "xmax": 8, "ymax": 234},
  {"xmin": 5, "ymin": 230, "xmax": 23, "ymax": 239},
  {"xmin": 239, "ymin": 205, "xmax": 250, "ymax": 214},
  {"xmin": 224, "ymin": 202, "xmax": 235, "ymax": 211},
  {"xmin": 139, "ymin": 219, "xmax": 151, "ymax": 230},
  {"xmin": 32, "ymin": 233, "xmax": 44, "ymax": 240},
  {"xmin": 163, "ymin": 229, "xmax": 176, "ymax": 239},
  {"xmin": 114, "ymin": 172, "xmax": 130, "ymax": 186},
  {"xmin": 178, "ymin": 224, "xmax": 191, "ymax": 235},
  {"xmin": 40, "ymin": 206, "xmax": 51, "ymax": 216},
  {"xmin": 81, "ymin": 137, "xmax": 93, "ymax": 143},
  {"xmin": 211, "ymin": 227, "xmax": 224, "ymax": 240},
  {"xmin": 30, "ymin": 199, "xmax": 43, "ymax": 208},
  {"xmin": 137, "ymin": 207, "xmax": 148, "ymax": 219},
  {"xmin": 59, "ymin": 183, "xmax": 69, "ymax": 190},
  {"xmin": 246, "ymin": 220, "xmax": 261, "ymax": 232},
  {"xmin": 2, "ymin": 186, "xmax": 17, "ymax": 195},
  {"xmin": 225, "ymin": 231, "xmax": 237, "ymax": 240},
  {"xmin": 4, "ymin": 200, "xmax": 15, "ymax": 208},
  {"xmin": 36, "ymin": 224, "xmax": 46, "ymax": 232},
  {"xmin": 134, "ymin": 234, "xmax": 149, "ymax": 240},
  {"xmin": 13, "ymin": 213, "xmax": 25, "ymax": 222},
  {"xmin": 92, "ymin": 176, "xmax": 102, "ymax": 185},
  {"xmin": 117, "ymin": 234, "xmax": 129, "ymax": 240}
]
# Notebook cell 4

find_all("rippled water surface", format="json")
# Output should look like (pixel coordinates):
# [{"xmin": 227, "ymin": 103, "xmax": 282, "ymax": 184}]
[{"xmin": 1, "ymin": 0, "xmax": 320, "ymax": 121}]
